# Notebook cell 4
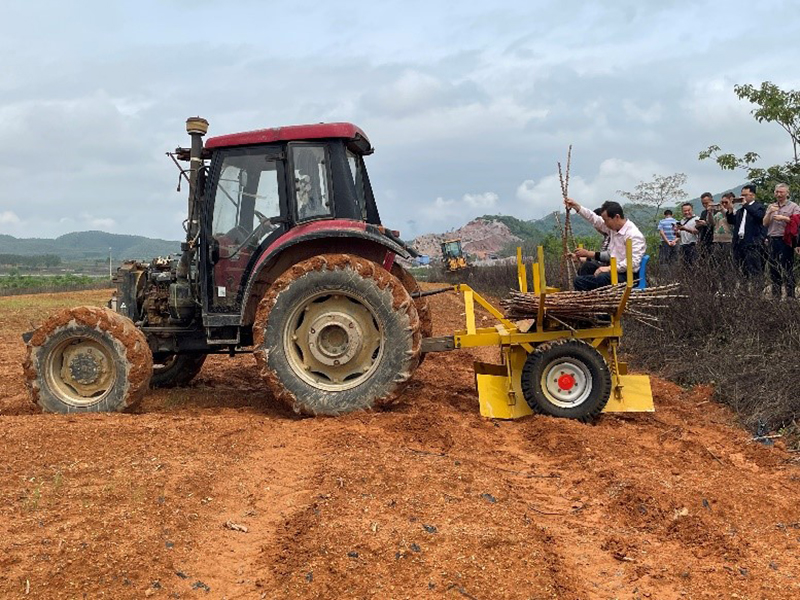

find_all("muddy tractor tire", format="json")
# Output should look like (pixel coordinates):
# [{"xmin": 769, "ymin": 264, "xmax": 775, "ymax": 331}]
[
  {"xmin": 253, "ymin": 254, "xmax": 421, "ymax": 415},
  {"xmin": 520, "ymin": 339, "xmax": 611, "ymax": 422},
  {"xmin": 391, "ymin": 263, "xmax": 433, "ymax": 339},
  {"xmin": 150, "ymin": 354, "xmax": 207, "ymax": 388},
  {"xmin": 23, "ymin": 306, "xmax": 153, "ymax": 414}
]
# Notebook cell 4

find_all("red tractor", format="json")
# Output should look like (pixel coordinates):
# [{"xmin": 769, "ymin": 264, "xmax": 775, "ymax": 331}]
[{"xmin": 23, "ymin": 117, "xmax": 431, "ymax": 415}]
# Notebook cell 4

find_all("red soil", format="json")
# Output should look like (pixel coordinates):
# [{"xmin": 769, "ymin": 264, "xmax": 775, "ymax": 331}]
[{"xmin": 0, "ymin": 288, "xmax": 798, "ymax": 599}]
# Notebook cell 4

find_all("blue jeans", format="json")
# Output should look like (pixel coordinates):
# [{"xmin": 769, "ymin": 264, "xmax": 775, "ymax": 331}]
[{"xmin": 574, "ymin": 271, "xmax": 640, "ymax": 291}]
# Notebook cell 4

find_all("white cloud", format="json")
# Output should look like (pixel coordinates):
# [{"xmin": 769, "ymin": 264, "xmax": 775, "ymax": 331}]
[
  {"xmin": 463, "ymin": 192, "xmax": 498, "ymax": 208},
  {"xmin": 0, "ymin": 211, "xmax": 20, "ymax": 224},
  {"xmin": 90, "ymin": 218, "xmax": 116, "ymax": 230},
  {"xmin": 516, "ymin": 157, "xmax": 666, "ymax": 218},
  {"xmin": 369, "ymin": 70, "xmax": 448, "ymax": 117},
  {"xmin": 418, "ymin": 191, "xmax": 501, "ymax": 231}
]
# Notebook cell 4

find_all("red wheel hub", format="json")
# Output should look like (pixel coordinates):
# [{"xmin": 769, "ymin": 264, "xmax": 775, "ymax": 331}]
[{"xmin": 557, "ymin": 373, "xmax": 576, "ymax": 391}]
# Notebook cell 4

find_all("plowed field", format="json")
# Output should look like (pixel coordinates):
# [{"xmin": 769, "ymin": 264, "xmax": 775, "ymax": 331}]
[{"xmin": 1, "ymin": 289, "xmax": 798, "ymax": 599}]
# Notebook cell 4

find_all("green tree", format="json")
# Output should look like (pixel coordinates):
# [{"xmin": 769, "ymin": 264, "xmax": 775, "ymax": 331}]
[
  {"xmin": 699, "ymin": 81, "xmax": 800, "ymax": 201},
  {"xmin": 617, "ymin": 173, "xmax": 688, "ymax": 224}
]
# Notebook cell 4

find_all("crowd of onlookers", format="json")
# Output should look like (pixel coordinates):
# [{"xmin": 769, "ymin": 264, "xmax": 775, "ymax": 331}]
[
  {"xmin": 562, "ymin": 182, "xmax": 798, "ymax": 295},
  {"xmin": 657, "ymin": 183, "xmax": 800, "ymax": 297}
]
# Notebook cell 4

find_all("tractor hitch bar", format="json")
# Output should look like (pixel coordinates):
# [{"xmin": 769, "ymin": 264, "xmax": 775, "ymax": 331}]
[{"xmin": 411, "ymin": 286, "xmax": 453, "ymax": 299}]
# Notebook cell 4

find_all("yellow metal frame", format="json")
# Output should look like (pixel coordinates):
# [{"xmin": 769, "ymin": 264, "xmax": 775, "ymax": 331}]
[{"xmin": 454, "ymin": 240, "xmax": 653, "ymax": 418}]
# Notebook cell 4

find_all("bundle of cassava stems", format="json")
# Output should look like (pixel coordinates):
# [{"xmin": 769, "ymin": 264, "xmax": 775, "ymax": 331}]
[{"xmin": 501, "ymin": 282, "xmax": 684, "ymax": 328}]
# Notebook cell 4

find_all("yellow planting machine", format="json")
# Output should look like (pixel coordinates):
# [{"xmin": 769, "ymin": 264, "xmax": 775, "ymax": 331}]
[{"xmin": 423, "ymin": 240, "xmax": 654, "ymax": 421}]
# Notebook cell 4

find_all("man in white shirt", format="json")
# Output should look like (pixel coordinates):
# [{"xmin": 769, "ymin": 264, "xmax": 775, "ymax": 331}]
[
  {"xmin": 564, "ymin": 198, "xmax": 647, "ymax": 291},
  {"xmin": 676, "ymin": 202, "xmax": 699, "ymax": 266}
]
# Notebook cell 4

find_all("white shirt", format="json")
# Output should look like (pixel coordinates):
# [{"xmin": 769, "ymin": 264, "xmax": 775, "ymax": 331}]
[
  {"xmin": 678, "ymin": 216, "xmax": 699, "ymax": 245},
  {"xmin": 577, "ymin": 206, "xmax": 647, "ymax": 272},
  {"xmin": 738, "ymin": 201, "xmax": 753, "ymax": 238}
]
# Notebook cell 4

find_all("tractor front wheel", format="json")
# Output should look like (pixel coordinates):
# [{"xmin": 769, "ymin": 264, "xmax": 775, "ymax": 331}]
[
  {"xmin": 23, "ymin": 306, "xmax": 153, "ymax": 413},
  {"xmin": 150, "ymin": 353, "xmax": 207, "ymax": 388},
  {"xmin": 253, "ymin": 254, "xmax": 421, "ymax": 415},
  {"xmin": 520, "ymin": 339, "xmax": 611, "ymax": 422}
]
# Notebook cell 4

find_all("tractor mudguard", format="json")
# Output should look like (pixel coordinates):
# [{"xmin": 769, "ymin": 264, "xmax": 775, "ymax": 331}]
[
  {"xmin": 254, "ymin": 220, "xmax": 410, "ymax": 268},
  {"xmin": 240, "ymin": 220, "xmax": 411, "ymax": 325}
]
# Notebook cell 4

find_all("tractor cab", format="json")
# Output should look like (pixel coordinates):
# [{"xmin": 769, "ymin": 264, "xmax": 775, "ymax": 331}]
[{"xmin": 169, "ymin": 121, "xmax": 414, "ymax": 347}]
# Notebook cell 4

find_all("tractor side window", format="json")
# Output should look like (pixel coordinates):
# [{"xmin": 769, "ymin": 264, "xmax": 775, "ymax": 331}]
[
  {"xmin": 346, "ymin": 150, "xmax": 367, "ymax": 220},
  {"xmin": 252, "ymin": 163, "xmax": 280, "ymax": 244},
  {"xmin": 210, "ymin": 152, "xmax": 282, "ymax": 311},
  {"xmin": 213, "ymin": 163, "xmax": 244, "ymax": 237},
  {"xmin": 292, "ymin": 145, "xmax": 331, "ymax": 221}
]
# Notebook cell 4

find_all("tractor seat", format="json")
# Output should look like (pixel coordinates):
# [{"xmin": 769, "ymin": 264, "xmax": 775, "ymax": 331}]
[{"xmin": 636, "ymin": 255, "xmax": 650, "ymax": 290}]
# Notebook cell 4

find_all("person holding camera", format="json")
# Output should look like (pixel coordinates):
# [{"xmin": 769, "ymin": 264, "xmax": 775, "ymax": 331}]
[
  {"xmin": 712, "ymin": 192, "xmax": 735, "ymax": 267},
  {"xmin": 763, "ymin": 182, "xmax": 800, "ymax": 298},
  {"xmin": 677, "ymin": 202, "xmax": 699, "ymax": 266},
  {"xmin": 696, "ymin": 192, "xmax": 716, "ymax": 256}
]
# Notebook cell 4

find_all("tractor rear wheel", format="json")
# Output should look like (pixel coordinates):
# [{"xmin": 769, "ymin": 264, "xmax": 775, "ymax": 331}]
[
  {"xmin": 253, "ymin": 254, "xmax": 421, "ymax": 415},
  {"xmin": 391, "ymin": 263, "xmax": 433, "ymax": 338},
  {"xmin": 23, "ymin": 306, "xmax": 153, "ymax": 413},
  {"xmin": 151, "ymin": 353, "xmax": 207, "ymax": 388},
  {"xmin": 520, "ymin": 339, "xmax": 611, "ymax": 421}
]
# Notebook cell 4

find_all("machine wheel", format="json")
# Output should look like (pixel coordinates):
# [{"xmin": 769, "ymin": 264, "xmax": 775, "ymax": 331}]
[
  {"xmin": 150, "ymin": 354, "xmax": 207, "ymax": 388},
  {"xmin": 391, "ymin": 263, "xmax": 433, "ymax": 338},
  {"xmin": 23, "ymin": 306, "xmax": 153, "ymax": 413},
  {"xmin": 391, "ymin": 263, "xmax": 432, "ymax": 365},
  {"xmin": 520, "ymin": 339, "xmax": 611, "ymax": 421},
  {"xmin": 253, "ymin": 254, "xmax": 421, "ymax": 415}
]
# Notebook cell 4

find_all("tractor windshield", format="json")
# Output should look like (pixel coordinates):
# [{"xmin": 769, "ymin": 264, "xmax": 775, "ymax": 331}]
[{"xmin": 443, "ymin": 241, "xmax": 462, "ymax": 257}]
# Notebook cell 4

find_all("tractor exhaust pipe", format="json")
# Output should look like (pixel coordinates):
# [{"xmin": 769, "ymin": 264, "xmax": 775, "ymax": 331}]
[
  {"xmin": 177, "ymin": 117, "xmax": 209, "ymax": 284},
  {"xmin": 185, "ymin": 116, "xmax": 209, "ymax": 242}
]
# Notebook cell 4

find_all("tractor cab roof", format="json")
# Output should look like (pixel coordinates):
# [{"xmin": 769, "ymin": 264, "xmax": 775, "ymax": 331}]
[{"xmin": 205, "ymin": 122, "xmax": 372, "ymax": 154}]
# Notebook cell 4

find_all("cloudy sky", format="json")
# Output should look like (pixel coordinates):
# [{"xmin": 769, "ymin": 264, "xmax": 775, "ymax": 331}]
[{"xmin": 1, "ymin": 0, "xmax": 798, "ymax": 240}]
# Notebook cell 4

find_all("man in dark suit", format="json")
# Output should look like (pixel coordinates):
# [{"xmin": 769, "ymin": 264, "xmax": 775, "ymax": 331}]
[
  {"xmin": 726, "ymin": 184, "xmax": 766, "ymax": 282},
  {"xmin": 696, "ymin": 192, "xmax": 715, "ymax": 256}
]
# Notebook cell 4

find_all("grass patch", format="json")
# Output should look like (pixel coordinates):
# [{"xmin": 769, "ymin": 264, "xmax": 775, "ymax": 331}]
[{"xmin": 0, "ymin": 274, "xmax": 111, "ymax": 296}]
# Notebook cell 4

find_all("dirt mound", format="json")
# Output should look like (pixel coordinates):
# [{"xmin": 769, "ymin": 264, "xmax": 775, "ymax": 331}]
[
  {"xmin": 1, "ymin": 289, "xmax": 799, "ymax": 599},
  {"xmin": 411, "ymin": 218, "xmax": 521, "ymax": 260}
]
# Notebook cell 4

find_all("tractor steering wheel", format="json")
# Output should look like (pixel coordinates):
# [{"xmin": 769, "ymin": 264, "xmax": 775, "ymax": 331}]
[
  {"xmin": 228, "ymin": 210, "xmax": 275, "ymax": 257},
  {"xmin": 251, "ymin": 209, "xmax": 274, "ymax": 241}
]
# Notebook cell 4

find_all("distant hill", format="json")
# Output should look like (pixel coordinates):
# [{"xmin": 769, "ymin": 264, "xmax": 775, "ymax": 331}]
[
  {"xmin": 410, "ymin": 218, "xmax": 522, "ymax": 259},
  {"xmin": 0, "ymin": 231, "xmax": 181, "ymax": 261}
]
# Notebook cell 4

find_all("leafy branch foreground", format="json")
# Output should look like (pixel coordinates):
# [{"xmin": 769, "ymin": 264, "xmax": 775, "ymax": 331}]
[{"xmin": 467, "ymin": 261, "xmax": 800, "ymax": 437}]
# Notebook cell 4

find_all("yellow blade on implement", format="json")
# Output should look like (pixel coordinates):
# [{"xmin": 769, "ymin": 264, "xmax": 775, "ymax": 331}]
[
  {"xmin": 474, "ymin": 362, "xmax": 654, "ymax": 418},
  {"xmin": 603, "ymin": 374, "xmax": 654, "ymax": 412},
  {"xmin": 474, "ymin": 360, "xmax": 533, "ymax": 419}
]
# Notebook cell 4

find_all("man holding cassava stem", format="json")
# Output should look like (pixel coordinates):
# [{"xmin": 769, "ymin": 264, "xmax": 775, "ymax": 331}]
[
  {"xmin": 577, "ymin": 207, "xmax": 610, "ymax": 276},
  {"xmin": 763, "ymin": 183, "xmax": 800, "ymax": 298},
  {"xmin": 564, "ymin": 198, "xmax": 646, "ymax": 291}
]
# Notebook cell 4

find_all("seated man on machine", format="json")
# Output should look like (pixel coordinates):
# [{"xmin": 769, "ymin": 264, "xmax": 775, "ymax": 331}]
[
  {"xmin": 565, "ymin": 198, "xmax": 646, "ymax": 291},
  {"xmin": 576, "ymin": 207, "xmax": 610, "ymax": 275}
]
